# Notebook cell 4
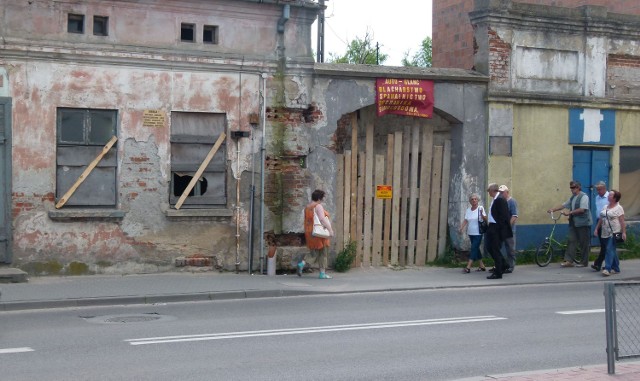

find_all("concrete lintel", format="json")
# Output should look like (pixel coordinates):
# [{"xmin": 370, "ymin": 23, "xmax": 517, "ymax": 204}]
[{"xmin": 48, "ymin": 209, "xmax": 126, "ymax": 220}]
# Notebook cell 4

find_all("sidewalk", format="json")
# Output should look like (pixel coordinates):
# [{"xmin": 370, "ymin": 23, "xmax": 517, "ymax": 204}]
[
  {"xmin": 1, "ymin": 260, "xmax": 640, "ymax": 380},
  {"xmin": 1, "ymin": 259, "xmax": 639, "ymax": 311}
]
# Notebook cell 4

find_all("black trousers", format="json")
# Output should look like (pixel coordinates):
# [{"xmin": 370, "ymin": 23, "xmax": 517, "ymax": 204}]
[
  {"xmin": 594, "ymin": 221, "xmax": 606, "ymax": 268},
  {"xmin": 487, "ymin": 224, "xmax": 506, "ymax": 276}
]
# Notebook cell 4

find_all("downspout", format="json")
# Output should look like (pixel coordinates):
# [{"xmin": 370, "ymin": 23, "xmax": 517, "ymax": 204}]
[
  {"xmin": 235, "ymin": 70, "xmax": 243, "ymax": 274},
  {"xmin": 259, "ymin": 73, "xmax": 267, "ymax": 274},
  {"xmin": 277, "ymin": 4, "xmax": 290, "ymax": 33}
]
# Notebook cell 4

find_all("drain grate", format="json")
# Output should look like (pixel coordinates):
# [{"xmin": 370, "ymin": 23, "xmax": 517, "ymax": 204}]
[
  {"xmin": 83, "ymin": 313, "xmax": 175, "ymax": 324},
  {"xmin": 104, "ymin": 315, "xmax": 161, "ymax": 323}
]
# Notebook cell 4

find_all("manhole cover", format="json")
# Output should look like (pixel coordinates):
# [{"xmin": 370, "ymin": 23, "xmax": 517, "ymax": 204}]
[{"xmin": 82, "ymin": 313, "xmax": 175, "ymax": 324}]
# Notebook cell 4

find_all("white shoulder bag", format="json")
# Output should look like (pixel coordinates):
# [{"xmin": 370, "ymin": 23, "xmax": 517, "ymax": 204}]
[{"xmin": 312, "ymin": 208, "xmax": 331, "ymax": 238}]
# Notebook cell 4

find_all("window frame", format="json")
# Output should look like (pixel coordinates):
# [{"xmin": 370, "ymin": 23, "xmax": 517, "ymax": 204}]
[
  {"xmin": 203, "ymin": 25, "xmax": 219, "ymax": 44},
  {"xmin": 56, "ymin": 108, "xmax": 118, "ymax": 208},
  {"xmin": 170, "ymin": 112, "xmax": 227, "ymax": 208},
  {"xmin": 67, "ymin": 13, "xmax": 85, "ymax": 34},
  {"xmin": 180, "ymin": 23, "xmax": 196, "ymax": 43},
  {"xmin": 93, "ymin": 15, "xmax": 109, "ymax": 36}
]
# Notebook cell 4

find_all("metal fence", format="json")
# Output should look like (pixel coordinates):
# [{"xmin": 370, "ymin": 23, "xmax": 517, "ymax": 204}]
[{"xmin": 604, "ymin": 282, "xmax": 640, "ymax": 374}]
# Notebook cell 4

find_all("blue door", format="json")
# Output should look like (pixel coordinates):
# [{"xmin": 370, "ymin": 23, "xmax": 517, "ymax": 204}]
[{"xmin": 573, "ymin": 148, "xmax": 610, "ymax": 244}]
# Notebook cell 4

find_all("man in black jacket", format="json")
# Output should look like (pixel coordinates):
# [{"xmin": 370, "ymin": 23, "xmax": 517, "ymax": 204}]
[{"xmin": 486, "ymin": 183, "xmax": 513, "ymax": 279}]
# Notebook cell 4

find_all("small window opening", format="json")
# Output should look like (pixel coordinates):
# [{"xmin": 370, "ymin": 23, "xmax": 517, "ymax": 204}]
[
  {"xmin": 203, "ymin": 25, "xmax": 218, "ymax": 44},
  {"xmin": 173, "ymin": 174, "xmax": 208, "ymax": 197},
  {"xmin": 68, "ymin": 14, "xmax": 85, "ymax": 34},
  {"xmin": 181, "ymin": 23, "xmax": 195, "ymax": 42},
  {"xmin": 93, "ymin": 16, "xmax": 109, "ymax": 36}
]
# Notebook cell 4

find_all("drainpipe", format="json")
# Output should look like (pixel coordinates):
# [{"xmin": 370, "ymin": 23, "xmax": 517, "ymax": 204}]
[
  {"xmin": 259, "ymin": 73, "xmax": 267, "ymax": 274},
  {"xmin": 277, "ymin": 4, "xmax": 290, "ymax": 33}
]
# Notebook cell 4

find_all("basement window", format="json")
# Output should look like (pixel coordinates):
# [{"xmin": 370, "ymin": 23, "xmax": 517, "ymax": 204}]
[
  {"xmin": 181, "ymin": 23, "xmax": 195, "ymax": 42},
  {"xmin": 93, "ymin": 16, "xmax": 109, "ymax": 36},
  {"xmin": 67, "ymin": 14, "xmax": 85, "ymax": 34},
  {"xmin": 56, "ymin": 108, "xmax": 118, "ymax": 207},
  {"xmin": 170, "ymin": 112, "xmax": 227, "ymax": 207},
  {"xmin": 203, "ymin": 25, "xmax": 219, "ymax": 44}
]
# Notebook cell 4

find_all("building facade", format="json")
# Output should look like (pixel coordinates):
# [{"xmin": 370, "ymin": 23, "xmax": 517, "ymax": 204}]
[
  {"xmin": 461, "ymin": 0, "xmax": 640, "ymax": 250},
  {"xmin": 1, "ymin": 0, "xmax": 490, "ymax": 274},
  {"xmin": 433, "ymin": 0, "xmax": 640, "ymax": 70}
]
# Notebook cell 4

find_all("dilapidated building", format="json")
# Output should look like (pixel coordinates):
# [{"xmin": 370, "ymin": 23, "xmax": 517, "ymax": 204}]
[{"xmin": 1, "ymin": 0, "xmax": 491, "ymax": 274}]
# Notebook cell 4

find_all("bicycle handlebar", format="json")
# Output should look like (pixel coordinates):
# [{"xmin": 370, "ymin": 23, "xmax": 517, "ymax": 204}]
[{"xmin": 547, "ymin": 211, "xmax": 564, "ymax": 221}]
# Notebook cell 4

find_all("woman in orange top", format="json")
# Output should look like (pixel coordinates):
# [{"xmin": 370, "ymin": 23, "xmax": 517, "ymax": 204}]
[{"xmin": 299, "ymin": 189, "xmax": 334, "ymax": 279}]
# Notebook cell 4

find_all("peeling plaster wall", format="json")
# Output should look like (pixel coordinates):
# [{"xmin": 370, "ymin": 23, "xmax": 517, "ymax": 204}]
[{"xmin": 5, "ymin": 59, "xmax": 260, "ymax": 272}]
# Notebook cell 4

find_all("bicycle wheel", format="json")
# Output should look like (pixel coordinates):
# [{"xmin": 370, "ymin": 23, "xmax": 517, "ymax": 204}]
[{"xmin": 535, "ymin": 241, "xmax": 553, "ymax": 267}]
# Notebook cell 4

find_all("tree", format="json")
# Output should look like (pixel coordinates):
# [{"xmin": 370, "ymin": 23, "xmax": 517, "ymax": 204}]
[
  {"xmin": 402, "ymin": 36, "xmax": 432, "ymax": 67},
  {"xmin": 327, "ymin": 30, "xmax": 388, "ymax": 65}
]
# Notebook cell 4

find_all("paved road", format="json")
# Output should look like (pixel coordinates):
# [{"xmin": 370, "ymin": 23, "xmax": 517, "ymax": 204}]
[{"xmin": 0, "ymin": 282, "xmax": 636, "ymax": 380}]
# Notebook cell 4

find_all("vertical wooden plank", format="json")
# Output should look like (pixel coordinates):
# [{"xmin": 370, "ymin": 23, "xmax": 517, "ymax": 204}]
[
  {"xmin": 362, "ymin": 122, "xmax": 374, "ymax": 266},
  {"xmin": 382, "ymin": 134, "xmax": 394, "ymax": 266},
  {"xmin": 350, "ymin": 114, "xmax": 359, "ymax": 265},
  {"xmin": 437, "ymin": 140, "xmax": 452, "ymax": 257},
  {"xmin": 427, "ymin": 145, "xmax": 444, "ymax": 262},
  {"xmin": 343, "ymin": 151, "xmax": 352, "ymax": 246},
  {"xmin": 399, "ymin": 125, "xmax": 411, "ymax": 266},
  {"xmin": 335, "ymin": 153, "xmax": 344, "ymax": 253},
  {"xmin": 390, "ymin": 131, "xmax": 403, "ymax": 266},
  {"xmin": 407, "ymin": 124, "xmax": 420, "ymax": 265},
  {"xmin": 415, "ymin": 128, "xmax": 434, "ymax": 265},
  {"xmin": 372, "ymin": 154, "xmax": 385, "ymax": 266},
  {"xmin": 355, "ymin": 154, "xmax": 365, "ymax": 267}
]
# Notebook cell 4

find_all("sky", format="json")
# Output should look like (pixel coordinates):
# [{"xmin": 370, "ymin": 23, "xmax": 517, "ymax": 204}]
[{"xmin": 311, "ymin": 0, "xmax": 433, "ymax": 66}]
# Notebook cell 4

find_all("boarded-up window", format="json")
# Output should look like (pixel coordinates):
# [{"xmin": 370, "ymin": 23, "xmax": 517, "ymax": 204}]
[
  {"xmin": 620, "ymin": 147, "xmax": 640, "ymax": 220},
  {"xmin": 56, "ymin": 108, "xmax": 117, "ymax": 206},
  {"xmin": 170, "ymin": 112, "xmax": 226, "ymax": 207}
]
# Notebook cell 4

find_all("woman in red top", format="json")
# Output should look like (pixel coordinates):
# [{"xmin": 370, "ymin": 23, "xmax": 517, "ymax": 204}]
[{"xmin": 299, "ymin": 189, "xmax": 334, "ymax": 279}]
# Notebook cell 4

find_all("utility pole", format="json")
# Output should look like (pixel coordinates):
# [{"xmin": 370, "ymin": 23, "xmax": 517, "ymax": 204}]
[{"xmin": 316, "ymin": 0, "xmax": 326, "ymax": 62}]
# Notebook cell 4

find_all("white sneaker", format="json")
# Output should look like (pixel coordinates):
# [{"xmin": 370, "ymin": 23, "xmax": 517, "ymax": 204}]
[{"xmin": 602, "ymin": 269, "xmax": 610, "ymax": 276}]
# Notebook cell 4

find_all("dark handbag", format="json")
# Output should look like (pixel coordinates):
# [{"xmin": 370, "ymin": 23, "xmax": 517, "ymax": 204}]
[
  {"xmin": 605, "ymin": 210, "xmax": 624, "ymax": 244},
  {"xmin": 478, "ymin": 208, "xmax": 488, "ymax": 234},
  {"xmin": 613, "ymin": 232, "xmax": 624, "ymax": 244}
]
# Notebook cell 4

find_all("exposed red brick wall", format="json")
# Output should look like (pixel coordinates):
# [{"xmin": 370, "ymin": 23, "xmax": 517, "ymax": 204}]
[
  {"xmin": 433, "ymin": 0, "xmax": 640, "ymax": 70},
  {"xmin": 488, "ymin": 28, "xmax": 512, "ymax": 85},
  {"xmin": 12, "ymin": 192, "xmax": 54, "ymax": 217},
  {"xmin": 608, "ymin": 54, "xmax": 640, "ymax": 68}
]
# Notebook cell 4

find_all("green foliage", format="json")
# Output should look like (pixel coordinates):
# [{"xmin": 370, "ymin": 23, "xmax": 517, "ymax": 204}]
[
  {"xmin": 402, "ymin": 36, "xmax": 432, "ymax": 68},
  {"xmin": 334, "ymin": 241, "xmax": 357, "ymax": 272},
  {"xmin": 327, "ymin": 30, "xmax": 388, "ymax": 65}
]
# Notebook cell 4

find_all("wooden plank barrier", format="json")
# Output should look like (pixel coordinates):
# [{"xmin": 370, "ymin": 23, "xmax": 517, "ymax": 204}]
[{"xmin": 55, "ymin": 135, "xmax": 118, "ymax": 209}]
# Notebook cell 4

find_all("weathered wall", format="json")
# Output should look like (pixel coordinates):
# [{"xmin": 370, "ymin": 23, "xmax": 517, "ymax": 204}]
[
  {"xmin": 433, "ymin": 0, "xmax": 640, "ymax": 70},
  {"xmin": 5, "ymin": 60, "xmax": 261, "ymax": 273}
]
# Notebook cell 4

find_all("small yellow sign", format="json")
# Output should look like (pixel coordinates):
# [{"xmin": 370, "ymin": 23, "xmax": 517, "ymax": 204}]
[
  {"xmin": 143, "ymin": 109, "xmax": 166, "ymax": 128},
  {"xmin": 376, "ymin": 185, "xmax": 393, "ymax": 199}
]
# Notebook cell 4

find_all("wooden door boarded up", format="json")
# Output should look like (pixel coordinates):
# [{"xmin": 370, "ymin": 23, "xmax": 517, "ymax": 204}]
[{"xmin": 334, "ymin": 113, "xmax": 451, "ymax": 266}]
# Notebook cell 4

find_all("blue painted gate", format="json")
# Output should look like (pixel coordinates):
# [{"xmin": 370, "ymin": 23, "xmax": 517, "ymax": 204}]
[{"xmin": 573, "ymin": 148, "xmax": 611, "ymax": 244}]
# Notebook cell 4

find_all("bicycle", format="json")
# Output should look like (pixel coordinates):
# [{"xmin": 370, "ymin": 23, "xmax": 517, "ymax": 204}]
[{"xmin": 535, "ymin": 211, "xmax": 583, "ymax": 267}]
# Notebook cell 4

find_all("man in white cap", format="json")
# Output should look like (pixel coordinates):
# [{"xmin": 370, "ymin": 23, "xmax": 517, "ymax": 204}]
[{"xmin": 499, "ymin": 185, "xmax": 518, "ymax": 273}]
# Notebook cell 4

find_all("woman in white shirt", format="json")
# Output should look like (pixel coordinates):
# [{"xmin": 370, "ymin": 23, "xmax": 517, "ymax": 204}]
[
  {"xmin": 594, "ymin": 190, "xmax": 626, "ymax": 276},
  {"xmin": 459, "ymin": 193, "xmax": 488, "ymax": 273}
]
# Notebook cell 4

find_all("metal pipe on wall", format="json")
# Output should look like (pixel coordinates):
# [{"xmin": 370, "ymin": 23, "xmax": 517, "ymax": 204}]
[{"xmin": 259, "ymin": 73, "xmax": 267, "ymax": 274}]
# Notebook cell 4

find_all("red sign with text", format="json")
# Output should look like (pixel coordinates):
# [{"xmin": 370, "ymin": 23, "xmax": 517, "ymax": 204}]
[{"xmin": 376, "ymin": 78, "xmax": 434, "ymax": 118}]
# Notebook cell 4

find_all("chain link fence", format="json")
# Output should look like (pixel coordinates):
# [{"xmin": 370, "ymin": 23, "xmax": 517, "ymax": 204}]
[{"xmin": 604, "ymin": 282, "xmax": 640, "ymax": 374}]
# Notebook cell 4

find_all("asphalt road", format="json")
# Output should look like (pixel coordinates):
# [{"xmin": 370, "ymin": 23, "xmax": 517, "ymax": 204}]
[{"xmin": 1, "ymin": 282, "xmax": 609, "ymax": 381}]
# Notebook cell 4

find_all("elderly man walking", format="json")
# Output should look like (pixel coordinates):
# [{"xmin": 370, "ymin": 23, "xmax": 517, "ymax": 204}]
[
  {"xmin": 547, "ymin": 180, "xmax": 592, "ymax": 267},
  {"xmin": 486, "ymin": 183, "xmax": 513, "ymax": 279},
  {"xmin": 499, "ymin": 185, "xmax": 518, "ymax": 273}
]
